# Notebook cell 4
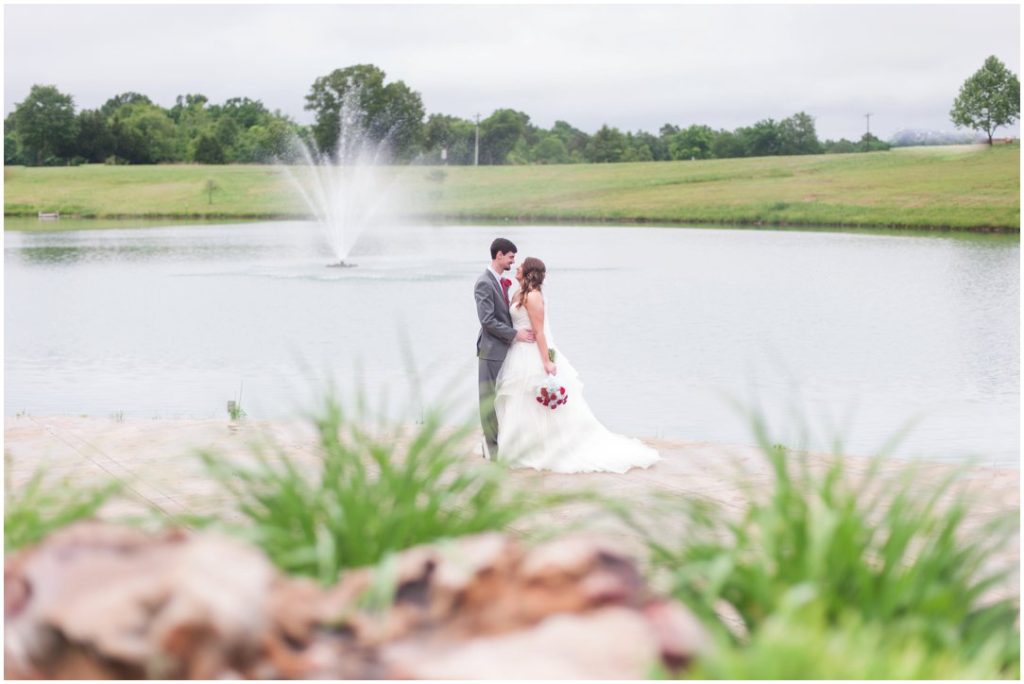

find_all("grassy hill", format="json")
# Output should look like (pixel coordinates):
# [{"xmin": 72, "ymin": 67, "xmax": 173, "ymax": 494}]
[{"xmin": 4, "ymin": 143, "xmax": 1019, "ymax": 231}]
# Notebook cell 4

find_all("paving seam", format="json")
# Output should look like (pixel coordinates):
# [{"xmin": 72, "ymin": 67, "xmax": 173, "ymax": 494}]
[{"xmin": 29, "ymin": 417, "xmax": 188, "ymax": 520}]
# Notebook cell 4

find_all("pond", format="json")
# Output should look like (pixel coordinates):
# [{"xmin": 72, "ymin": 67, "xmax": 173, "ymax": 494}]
[{"xmin": 5, "ymin": 219, "xmax": 1019, "ymax": 466}]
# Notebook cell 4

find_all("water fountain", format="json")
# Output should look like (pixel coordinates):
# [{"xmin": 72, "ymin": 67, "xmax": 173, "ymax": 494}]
[{"xmin": 281, "ymin": 90, "xmax": 402, "ymax": 267}]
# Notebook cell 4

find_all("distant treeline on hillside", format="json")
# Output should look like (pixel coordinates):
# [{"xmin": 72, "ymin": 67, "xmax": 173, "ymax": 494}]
[{"xmin": 6, "ymin": 63, "xmax": 898, "ymax": 167}]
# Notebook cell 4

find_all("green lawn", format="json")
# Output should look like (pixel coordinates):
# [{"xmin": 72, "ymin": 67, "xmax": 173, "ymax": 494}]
[
  {"xmin": 3, "ymin": 164, "xmax": 305, "ymax": 220},
  {"xmin": 4, "ymin": 143, "xmax": 1019, "ymax": 231}
]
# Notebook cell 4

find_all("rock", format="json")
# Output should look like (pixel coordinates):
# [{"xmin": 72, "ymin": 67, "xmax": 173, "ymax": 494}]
[
  {"xmin": 381, "ymin": 607, "xmax": 661, "ymax": 679},
  {"xmin": 5, "ymin": 522, "xmax": 273, "ymax": 679},
  {"xmin": 5, "ymin": 524, "xmax": 710, "ymax": 679},
  {"xmin": 643, "ymin": 599, "xmax": 714, "ymax": 667}
]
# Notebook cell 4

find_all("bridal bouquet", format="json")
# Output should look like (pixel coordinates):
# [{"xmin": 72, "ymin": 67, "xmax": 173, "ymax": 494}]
[
  {"xmin": 536, "ymin": 349, "xmax": 568, "ymax": 410},
  {"xmin": 536, "ymin": 377, "xmax": 567, "ymax": 410}
]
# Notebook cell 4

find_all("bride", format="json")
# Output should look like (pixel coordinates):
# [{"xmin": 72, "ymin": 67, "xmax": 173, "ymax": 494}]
[{"xmin": 494, "ymin": 257, "xmax": 661, "ymax": 473}]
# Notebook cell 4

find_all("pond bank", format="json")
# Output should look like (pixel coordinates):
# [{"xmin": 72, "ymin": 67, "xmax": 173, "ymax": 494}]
[
  {"xmin": 4, "ymin": 144, "xmax": 1019, "ymax": 232},
  {"xmin": 5, "ymin": 213, "xmax": 1020, "ymax": 236}
]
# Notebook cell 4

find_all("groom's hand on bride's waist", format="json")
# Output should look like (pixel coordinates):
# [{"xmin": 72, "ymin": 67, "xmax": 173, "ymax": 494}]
[{"xmin": 515, "ymin": 329, "xmax": 536, "ymax": 342}]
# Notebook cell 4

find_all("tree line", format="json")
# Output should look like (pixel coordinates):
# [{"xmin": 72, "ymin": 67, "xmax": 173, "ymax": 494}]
[
  {"xmin": 15, "ymin": 58, "xmax": 1018, "ymax": 168},
  {"xmin": 4, "ymin": 88, "xmax": 298, "ymax": 166}
]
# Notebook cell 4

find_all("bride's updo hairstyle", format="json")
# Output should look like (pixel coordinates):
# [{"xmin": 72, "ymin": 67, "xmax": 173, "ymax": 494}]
[{"xmin": 516, "ymin": 257, "xmax": 546, "ymax": 306}]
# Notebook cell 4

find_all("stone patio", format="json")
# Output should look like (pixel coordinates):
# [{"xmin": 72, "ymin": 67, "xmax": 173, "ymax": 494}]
[{"xmin": 5, "ymin": 415, "xmax": 1019, "ymax": 602}]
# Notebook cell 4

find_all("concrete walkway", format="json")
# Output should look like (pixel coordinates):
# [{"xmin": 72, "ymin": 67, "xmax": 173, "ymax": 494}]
[{"xmin": 5, "ymin": 415, "xmax": 1019, "ymax": 600}]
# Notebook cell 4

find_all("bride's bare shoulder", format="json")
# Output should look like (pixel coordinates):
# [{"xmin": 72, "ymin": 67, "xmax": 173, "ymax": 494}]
[{"xmin": 523, "ymin": 290, "xmax": 546, "ymax": 312}]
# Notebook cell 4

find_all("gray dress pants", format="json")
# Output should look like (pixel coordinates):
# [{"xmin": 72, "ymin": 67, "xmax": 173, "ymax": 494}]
[{"xmin": 478, "ymin": 357, "xmax": 505, "ymax": 459}]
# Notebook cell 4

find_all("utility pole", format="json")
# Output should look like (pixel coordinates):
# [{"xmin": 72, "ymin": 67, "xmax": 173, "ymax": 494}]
[
  {"xmin": 865, "ymin": 113, "xmax": 873, "ymax": 137},
  {"xmin": 474, "ymin": 113, "xmax": 480, "ymax": 166}
]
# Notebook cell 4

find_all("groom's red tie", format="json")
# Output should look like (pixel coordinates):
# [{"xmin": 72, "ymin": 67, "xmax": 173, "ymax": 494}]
[{"xmin": 500, "ymin": 278, "xmax": 511, "ymax": 306}]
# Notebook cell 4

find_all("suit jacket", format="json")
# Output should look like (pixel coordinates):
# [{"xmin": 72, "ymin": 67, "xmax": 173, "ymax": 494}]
[{"xmin": 475, "ymin": 269, "xmax": 517, "ymax": 361}]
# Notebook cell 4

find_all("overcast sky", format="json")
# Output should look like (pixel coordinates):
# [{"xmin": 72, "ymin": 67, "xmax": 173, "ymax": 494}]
[{"xmin": 4, "ymin": 3, "xmax": 1020, "ymax": 141}]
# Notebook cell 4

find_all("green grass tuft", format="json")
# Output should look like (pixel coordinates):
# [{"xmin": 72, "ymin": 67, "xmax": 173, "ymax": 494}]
[
  {"xmin": 197, "ymin": 392, "xmax": 580, "ymax": 584},
  {"xmin": 680, "ymin": 597, "xmax": 1018, "ymax": 679},
  {"xmin": 4, "ymin": 458, "xmax": 121, "ymax": 552},
  {"xmin": 631, "ymin": 410, "xmax": 1020, "ymax": 677}
]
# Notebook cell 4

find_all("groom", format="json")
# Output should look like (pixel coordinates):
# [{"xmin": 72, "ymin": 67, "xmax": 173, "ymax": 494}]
[{"xmin": 475, "ymin": 238, "xmax": 535, "ymax": 460}]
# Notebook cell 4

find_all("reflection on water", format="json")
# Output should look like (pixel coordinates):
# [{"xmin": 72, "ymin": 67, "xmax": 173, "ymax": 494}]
[
  {"xmin": 4, "ymin": 216, "xmax": 263, "ymax": 232},
  {"xmin": 18, "ymin": 242, "xmax": 278, "ymax": 265},
  {"xmin": 4, "ymin": 221, "xmax": 1019, "ymax": 466},
  {"xmin": 19, "ymin": 246, "xmax": 90, "ymax": 264}
]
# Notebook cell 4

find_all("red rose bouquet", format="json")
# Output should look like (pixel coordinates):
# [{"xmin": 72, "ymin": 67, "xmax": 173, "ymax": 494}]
[{"xmin": 536, "ymin": 349, "xmax": 568, "ymax": 410}]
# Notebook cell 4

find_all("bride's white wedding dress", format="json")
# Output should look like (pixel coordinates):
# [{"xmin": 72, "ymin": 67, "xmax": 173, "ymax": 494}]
[{"xmin": 494, "ymin": 299, "xmax": 661, "ymax": 473}]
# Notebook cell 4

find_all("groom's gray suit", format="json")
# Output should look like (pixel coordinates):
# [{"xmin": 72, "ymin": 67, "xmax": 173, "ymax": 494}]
[{"xmin": 475, "ymin": 270, "xmax": 517, "ymax": 460}]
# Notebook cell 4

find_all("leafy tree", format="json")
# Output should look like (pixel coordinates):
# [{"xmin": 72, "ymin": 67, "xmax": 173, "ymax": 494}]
[
  {"xmin": 231, "ymin": 127, "xmax": 260, "ymax": 163},
  {"xmin": 424, "ymin": 113, "xmax": 459, "ymax": 150},
  {"xmin": 305, "ymin": 64, "xmax": 425, "ymax": 160},
  {"xmin": 857, "ymin": 132, "xmax": 891, "ymax": 153},
  {"xmin": 530, "ymin": 135, "xmax": 570, "ymax": 164},
  {"xmin": 169, "ymin": 94, "xmax": 212, "ymax": 159},
  {"xmin": 100, "ymin": 91, "xmax": 152, "ymax": 118},
  {"xmin": 167, "ymin": 93, "xmax": 209, "ymax": 124},
  {"xmin": 520, "ymin": 118, "xmax": 543, "ymax": 150},
  {"xmin": 192, "ymin": 133, "xmax": 226, "ymax": 164},
  {"xmin": 585, "ymin": 125, "xmax": 627, "ymax": 162},
  {"xmin": 823, "ymin": 138, "xmax": 858, "ymax": 154},
  {"xmin": 778, "ymin": 112, "xmax": 822, "ymax": 155},
  {"xmin": 234, "ymin": 116, "xmax": 296, "ymax": 163},
  {"xmin": 214, "ymin": 117, "xmax": 239, "ymax": 153},
  {"xmin": 292, "ymin": 125, "xmax": 316, "ymax": 155},
  {"xmin": 424, "ymin": 113, "xmax": 475, "ymax": 164},
  {"xmin": 109, "ymin": 103, "xmax": 176, "ymax": 163},
  {"xmin": 75, "ymin": 109, "xmax": 115, "ymax": 163},
  {"xmin": 4, "ymin": 134, "xmax": 19, "ymax": 165},
  {"xmin": 506, "ymin": 137, "xmax": 532, "ymax": 165},
  {"xmin": 5, "ymin": 113, "xmax": 23, "ymax": 165},
  {"xmin": 622, "ymin": 132, "xmax": 654, "ymax": 162},
  {"xmin": 11, "ymin": 84, "xmax": 79, "ymax": 165},
  {"xmin": 951, "ymin": 55, "xmax": 1021, "ymax": 144},
  {"xmin": 711, "ymin": 129, "xmax": 746, "ymax": 158},
  {"xmin": 221, "ymin": 97, "xmax": 270, "ymax": 129},
  {"xmin": 262, "ymin": 119, "xmax": 296, "ymax": 161},
  {"xmin": 668, "ymin": 124, "xmax": 714, "ymax": 160},
  {"xmin": 625, "ymin": 147, "xmax": 653, "ymax": 162},
  {"xmin": 737, "ymin": 118, "xmax": 783, "ymax": 157},
  {"xmin": 372, "ymin": 80, "xmax": 426, "ymax": 160},
  {"xmin": 479, "ymin": 109, "xmax": 529, "ymax": 165},
  {"xmin": 550, "ymin": 120, "xmax": 590, "ymax": 159},
  {"xmin": 633, "ymin": 130, "xmax": 668, "ymax": 161},
  {"xmin": 446, "ymin": 132, "xmax": 477, "ymax": 165}
]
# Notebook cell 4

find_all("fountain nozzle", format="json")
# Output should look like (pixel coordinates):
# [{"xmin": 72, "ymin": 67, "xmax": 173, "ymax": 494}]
[{"xmin": 327, "ymin": 261, "xmax": 357, "ymax": 268}]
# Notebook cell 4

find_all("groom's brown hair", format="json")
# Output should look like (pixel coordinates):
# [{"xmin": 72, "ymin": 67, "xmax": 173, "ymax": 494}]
[{"xmin": 490, "ymin": 238, "xmax": 517, "ymax": 259}]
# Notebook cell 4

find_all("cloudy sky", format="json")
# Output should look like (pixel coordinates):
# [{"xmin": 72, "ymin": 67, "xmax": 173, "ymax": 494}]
[{"xmin": 4, "ymin": 3, "xmax": 1020, "ymax": 141}]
